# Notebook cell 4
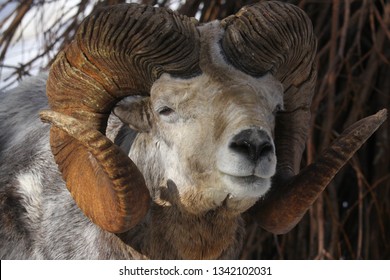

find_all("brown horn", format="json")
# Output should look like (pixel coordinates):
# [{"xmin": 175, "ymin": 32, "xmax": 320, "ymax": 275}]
[
  {"xmin": 221, "ymin": 1, "xmax": 317, "ymax": 185},
  {"xmin": 220, "ymin": 1, "xmax": 387, "ymax": 233},
  {"xmin": 253, "ymin": 109, "xmax": 387, "ymax": 234},
  {"xmin": 40, "ymin": 4, "xmax": 200, "ymax": 233}
]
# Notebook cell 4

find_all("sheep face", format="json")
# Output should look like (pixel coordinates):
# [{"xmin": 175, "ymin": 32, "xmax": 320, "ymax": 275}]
[{"xmin": 114, "ymin": 72, "xmax": 283, "ymax": 215}]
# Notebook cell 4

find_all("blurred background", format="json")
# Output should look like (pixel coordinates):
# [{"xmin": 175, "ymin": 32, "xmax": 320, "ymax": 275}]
[{"xmin": 0, "ymin": 0, "xmax": 389, "ymax": 259}]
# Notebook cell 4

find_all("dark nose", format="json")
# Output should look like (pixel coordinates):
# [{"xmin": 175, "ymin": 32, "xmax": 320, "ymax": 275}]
[{"xmin": 229, "ymin": 129, "xmax": 274, "ymax": 162}]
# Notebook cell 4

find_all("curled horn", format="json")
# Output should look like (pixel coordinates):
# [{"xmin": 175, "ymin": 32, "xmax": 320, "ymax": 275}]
[
  {"xmin": 221, "ymin": 1, "xmax": 317, "ymax": 183},
  {"xmin": 220, "ymin": 1, "xmax": 387, "ymax": 233},
  {"xmin": 40, "ymin": 4, "xmax": 200, "ymax": 233}
]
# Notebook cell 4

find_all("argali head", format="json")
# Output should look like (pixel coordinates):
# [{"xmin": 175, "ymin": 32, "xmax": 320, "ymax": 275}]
[
  {"xmin": 40, "ymin": 2, "xmax": 387, "ymax": 234},
  {"xmin": 114, "ymin": 70, "xmax": 283, "ymax": 215}
]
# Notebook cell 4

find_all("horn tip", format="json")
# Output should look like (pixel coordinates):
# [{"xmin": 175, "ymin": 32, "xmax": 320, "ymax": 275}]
[
  {"xmin": 39, "ymin": 109, "xmax": 55, "ymax": 124},
  {"xmin": 375, "ymin": 108, "xmax": 387, "ymax": 122}
]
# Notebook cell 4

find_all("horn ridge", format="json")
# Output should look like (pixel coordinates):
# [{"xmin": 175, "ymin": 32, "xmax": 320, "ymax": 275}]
[
  {"xmin": 42, "ymin": 4, "xmax": 200, "ymax": 232},
  {"xmin": 220, "ymin": 1, "xmax": 316, "ymax": 180},
  {"xmin": 217, "ymin": 2, "xmax": 385, "ymax": 236}
]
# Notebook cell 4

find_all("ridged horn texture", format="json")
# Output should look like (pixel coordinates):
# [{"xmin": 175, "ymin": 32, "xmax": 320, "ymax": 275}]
[
  {"xmin": 40, "ymin": 4, "xmax": 200, "ymax": 233},
  {"xmin": 220, "ymin": 1, "xmax": 387, "ymax": 234},
  {"xmin": 220, "ymin": 2, "xmax": 317, "ymax": 230},
  {"xmin": 221, "ymin": 1, "xmax": 317, "ymax": 185}
]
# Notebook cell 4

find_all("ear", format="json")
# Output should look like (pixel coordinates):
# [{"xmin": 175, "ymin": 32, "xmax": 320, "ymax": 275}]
[{"xmin": 113, "ymin": 96, "xmax": 152, "ymax": 132}]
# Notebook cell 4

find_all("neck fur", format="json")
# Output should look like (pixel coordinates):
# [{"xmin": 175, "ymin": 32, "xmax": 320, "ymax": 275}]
[{"xmin": 119, "ymin": 204, "xmax": 245, "ymax": 259}]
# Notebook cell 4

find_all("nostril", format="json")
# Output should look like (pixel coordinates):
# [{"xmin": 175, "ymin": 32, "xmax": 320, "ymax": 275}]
[
  {"xmin": 230, "ymin": 139, "xmax": 252, "ymax": 158},
  {"xmin": 257, "ymin": 142, "xmax": 274, "ymax": 160},
  {"xmin": 229, "ymin": 129, "xmax": 274, "ymax": 162}
]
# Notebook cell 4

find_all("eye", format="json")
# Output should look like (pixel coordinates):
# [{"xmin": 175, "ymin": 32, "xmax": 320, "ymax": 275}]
[
  {"xmin": 155, "ymin": 104, "xmax": 179, "ymax": 123},
  {"xmin": 158, "ymin": 106, "xmax": 174, "ymax": 116}
]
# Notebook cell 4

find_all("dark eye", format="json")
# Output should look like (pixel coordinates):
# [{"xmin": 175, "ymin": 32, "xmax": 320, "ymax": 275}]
[{"xmin": 158, "ymin": 106, "xmax": 174, "ymax": 116}]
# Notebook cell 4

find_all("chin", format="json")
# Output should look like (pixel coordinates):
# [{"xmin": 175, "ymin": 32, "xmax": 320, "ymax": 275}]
[
  {"xmin": 170, "ymin": 174, "xmax": 272, "ymax": 214},
  {"xmin": 203, "ymin": 174, "xmax": 271, "ymax": 213}
]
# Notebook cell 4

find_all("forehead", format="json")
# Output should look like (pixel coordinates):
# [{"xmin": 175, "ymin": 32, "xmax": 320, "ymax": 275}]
[
  {"xmin": 151, "ymin": 73, "xmax": 217, "ymax": 101},
  {"xmin": 150, "ymin": 73, "xmax": 283, "ymax": 108}
]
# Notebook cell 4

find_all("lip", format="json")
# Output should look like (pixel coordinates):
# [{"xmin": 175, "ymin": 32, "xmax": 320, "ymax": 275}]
[
  {"xmin": 221, "ymin": 173, "xmax": 266, "ymax": 186},
  {"xmin": 219, "ymin": 172, "xmax": 271, "ymax": 199}
]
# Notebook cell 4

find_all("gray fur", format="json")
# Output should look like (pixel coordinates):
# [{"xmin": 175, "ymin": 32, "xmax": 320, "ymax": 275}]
[
  {"xmin": 0, "ymin": 24, "xmax": 279, "ymax": 259},
  {"xmin": 0, "ymin": 75, "xmax": 245, "ymax": 259},
  {"xmin": 0, "ymin": 23, "xmax": 282, "ymax": 259},
  {"xmin": 0, "ymin": 75, "xmax": 139, "ymax": 259}
]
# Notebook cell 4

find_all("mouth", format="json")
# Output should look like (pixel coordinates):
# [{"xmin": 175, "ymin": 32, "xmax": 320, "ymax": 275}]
[
  {"xmin": 220, "ymin": 172, "xmax": 268, "ymax": 188},
  {"xmin": 228, "ymin": 174, "xmax": 264, "ymax": 184},
  {"xmin": 217, "ymin": 172, "xmax": 271, "ymax": 207}
]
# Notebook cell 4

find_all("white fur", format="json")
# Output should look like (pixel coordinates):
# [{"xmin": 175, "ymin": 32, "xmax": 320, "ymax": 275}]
[
  {"xmin": 136, "ymin": 69, "xmax": 283, "ymax": 213},
  {"xmin": 0, "ymin": 16, "xmax": 287, "ymax": 260},
  {"xmin": 16, "ymin": 171, "xmax": 43, "ymax": 225}
]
